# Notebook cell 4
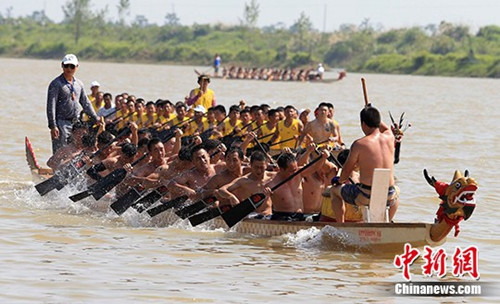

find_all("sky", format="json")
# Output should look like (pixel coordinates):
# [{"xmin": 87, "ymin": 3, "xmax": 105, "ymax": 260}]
[{"xmin": 1, "ymin": 0, "xmax": 499, "ymax": 32}]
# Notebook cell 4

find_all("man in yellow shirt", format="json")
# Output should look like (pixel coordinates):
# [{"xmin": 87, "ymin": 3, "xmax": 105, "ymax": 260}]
[{"xmin": 186, "ymin": 75, "xmax": 216, "ymax": 110}]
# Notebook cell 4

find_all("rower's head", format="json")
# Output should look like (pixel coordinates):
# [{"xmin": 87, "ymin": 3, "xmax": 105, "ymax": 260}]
[
  {"xmin": 240, "ymin": 108, "xmax": 251, "ymax": 125},
  {"xmin": 121, "ymin": 142, "xmax": 137, "ymax": 160},
  {"xmin": 147, "ymin": 138, "xmax": 165, "ymax": 160},
  {"xmin": 97, "ymin": 131, "xmax": 114, "ymax": 154},
  {"xmin": 146, "ymin": 101, "xmax": 156, "ymax": 115},
  {"xmin": 103, "ymin": 93, "xmax": 113, "ymax": 107},
  {"xmin": 135, "ymin": 99, "xmax": 145, "ymax": 113},
  {"xmin": 284, "ymin": 105, "xmax": 297, "ymax": 120},
  {"xmin": 229, "ymin": 105, "xmax": 240, "ymax": 121},
  {"xmin": 82, "ymin": 133, "xmax": 97, "ymax": 149},
  {"xmin": 360, "ymin": 106, "xmax": 381, "ymax": 132},
  {"xmin": 213, "ymin": 105, "xmax": 227, "ymax": 122},
  {"xmin": 316, "ymin": 102, "xmax": 330, "ymax": 119},
  {"xmin": 190, "ymin": 145, "xmax": 210, "ymax": 171},
  {"xmin": 126, "ymin": 99, "xmax": 136, "ymax": 113},
  {"xmin": 267, "ymin": 109, "xmax": 279, "ymax": 125},
  {"xmin": 250, "ymin": 151, "xmax": 268, "ymax": 178},
  {"xmin": 277, "ymin": 152, "xmax": 298, "ymax": 175},
  {"xmin": 70, "ymin": 121, "xmax": 87, "ymax": 144},
  {"xmin": 175, "ymin": 102, "xmax": 187, "ymax": 118},
  {"xmin": 225, "ymin": 147, "xmax": 244, "ymax": 172}
]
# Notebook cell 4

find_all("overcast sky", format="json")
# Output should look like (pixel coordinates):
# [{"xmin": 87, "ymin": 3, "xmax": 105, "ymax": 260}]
[{"xmin": 1, "ymin": 0, "xmax": 499, "ymax": 31}]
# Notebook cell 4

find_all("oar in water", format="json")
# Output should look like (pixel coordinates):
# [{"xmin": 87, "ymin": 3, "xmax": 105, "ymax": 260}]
[
  {"xmin": 188, "ymin": 204, "xmax": 232, "ymax": 227},
  {"xmin": 146, "ymin": 195, "xmax": 189, "ymax": 217},
  {"xmin": 174, "ymin": 196, "xmax": 218, "ymax": 219},
  {"xmin": 35, "ymin": 127, "xmax": 130, "ymax": 196},
  {"xmin": 222, "ymin": 155, "xmax": 324, "ymax": 228},
  {"xmin": 69, "ymin": 153, "xmax": 148, "ymax": 202},
  {"xmin": 131, "ymin": 185, "xmax": 170, "ymax": 213},
  {"xmin": 109, "ymin": 184, "xmax": 147, "ymax": 215}
]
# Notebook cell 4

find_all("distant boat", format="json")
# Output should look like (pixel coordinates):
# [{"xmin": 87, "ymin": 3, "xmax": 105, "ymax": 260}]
[{"xmin": 195, "ymin": 68, "xmax": 347, "ymax": 83}]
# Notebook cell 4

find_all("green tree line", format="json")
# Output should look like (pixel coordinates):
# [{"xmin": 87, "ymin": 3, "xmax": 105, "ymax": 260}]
[{"xmin": 1, "ymin": 0, "xmax": 500, "ymax": 78}]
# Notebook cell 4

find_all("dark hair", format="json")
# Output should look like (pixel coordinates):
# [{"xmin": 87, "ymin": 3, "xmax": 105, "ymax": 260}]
[
  {"xmin": 277, "ymin": 152, "xmax": 296, "ymax": 169},
  {"xmin": 155, "ymin": 99, "xmax": 166, "ymax": 107},
  {"xmin": 318, "ymin": 102, "xmax": 331, "ymax": 109},
  {"xmin": 250, "ymin": 151, "xmax": 267, "ymax": 163},
  {"xmin": 138, "ymin": 129, "xmax": 152, "ymax": 140},
  {"xmin": 146, "ymin": 101, "xmax": 155, "ymax": 107},
  {"xmin": 336, "ymin": 149, "xmax": 350, "ymax": 165},
  {"xmin": 213, "ymin": 105, "xmax": 226, "ymax": 115},
  {"xmin": 229, "ymin": 105, "xmax": 241, "ymax": 114},
  {"xmin": 121, "ymin": 143, "xmax": 137, "ymax": 158},
  {"xmin": 240, "ymin": 108, "xmax": 250, "ymax": 115},
  {"xmin": 97, "ymin": 131, "xmax": 114, "ymax": 145},
  {"xmin": 72, "ymin": 121, "xmax": 86, "ymax": 132},
  {"xmin": 82, "ymin": 133, "xmax": 96, "ymax": 148},
  {"xmin": 226, "ymin": 146, "xmax": 244, "ymax": 160},
  {"xmin": 360, "ymin": 107, "xmax": 381, "ymax": 128},
  {"xmin": 190, "ymin": 144, "xmax": 207, "ymax": 160},
  {"xmin": 203, "ymin": 139, "xmax": 221, "ymax": 152},
  {"xmin": 175, "ymin": 102, "xmax": 187, "ymax": 111},
  {"xmin": 147, "ymin": 137, "xmax": 162, "ymax": 151},
  {"xmin": 267, "ymin": 109, "xmax": 278, "ymax": 118},
  {"xmin": 103, "ymin": 92, "xmax": 112, "ymax": 100},
  {"xmin": 138, "ymin": 137, "xmax": 149, "ymax": 149},
  {"xmin": 197, "ymin": 75, "xmax": 210, "ymax": 84},
  {"xmin": 276, "ymin": 106, "xmax": 285, "ymax": 112},
  {"xmin": 284, "ymin": 105, "xmax": 296, "ymax": 111},
  {"xmin": 178, "ymin": 147, "xmax": 192, "ymax": 161}
]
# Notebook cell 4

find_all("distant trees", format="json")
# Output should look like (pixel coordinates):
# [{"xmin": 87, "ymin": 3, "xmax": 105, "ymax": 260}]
[{"xmin": 62, "ymin": 0, "xmax": 93, "ymax": 44}]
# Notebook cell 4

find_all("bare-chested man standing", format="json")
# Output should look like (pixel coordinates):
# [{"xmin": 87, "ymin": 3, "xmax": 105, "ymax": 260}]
[
  {"xmin": 329, "ymin": 106, "xmax": 399, "ymax": 223},
  {"xmin": 298, "ymin": 102, "xmax": 342, "ymax": 149}
]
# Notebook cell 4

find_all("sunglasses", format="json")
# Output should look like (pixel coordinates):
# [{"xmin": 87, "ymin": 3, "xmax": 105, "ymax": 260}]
[{"xmin": 63, "ymin": 64, "xmax": 76, "ymax": 69}]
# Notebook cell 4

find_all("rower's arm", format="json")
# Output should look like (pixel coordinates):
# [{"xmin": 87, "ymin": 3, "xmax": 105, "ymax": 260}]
[
  {"xmin": 296, "ymin": 122, "xmax": 309, "ymax": 148},
  {"xmin": 269, "ymin": 128, "xmax": 280, "ymax": 146},
  {"xmin": 216, "ymin": 179, "xmax": 242, "ymax": 206},
  {"xmin": 339, "ymin": 141, "xmax": 359, "ymax": 183}
]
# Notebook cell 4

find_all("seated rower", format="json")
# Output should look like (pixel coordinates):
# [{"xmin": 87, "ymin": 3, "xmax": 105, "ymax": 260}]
[
  {"xmin": 329, "ymin": 106, "xmax": 399, "ymax": 223},
  {"xmin": 266, "ymin": 149, "xmax": 329, "ymax": 221}
]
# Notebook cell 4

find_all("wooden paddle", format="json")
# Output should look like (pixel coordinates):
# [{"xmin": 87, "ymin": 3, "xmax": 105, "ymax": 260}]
[
  {"xmin": 188, "ymin": 204, "xmax": 232, "ymax": 227},
  {"xmin": 146, "ymin": 195, "xmax": 189, "ymax": 217},
  {"xmin": 109, "ymin": 184, "xmax": 147, "ymax": 215},
  {"xmin": 361, "ymin": 77, "xmax": 370, "ymax": 106},
  {"xmin": 68, "ymin": 153, "xmax": 148, "ymax": 202},
  {"xmin": 131, "ymin": 185, "xmax": 170, "ymax": 213},
  {"xmin": 35, "ymin": 127, "xmax": 130, "ymax": 196},
  {"xmin": 174, "ymin": 196, "xmax": 218, "ymax": 219},
  {"xmin": 220, "ymin": 154, "xmax": 324, "ymax": 228}
]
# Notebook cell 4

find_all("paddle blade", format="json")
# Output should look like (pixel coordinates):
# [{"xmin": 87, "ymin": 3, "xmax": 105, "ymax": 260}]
[
  {"xmin": 146, "ymin": 195, "xmax": 189, "ymax": 217},
  {"xmin": 221, "ymin": 193, "xmax": 266, "ymax": 228},
  {"xmin": 35, "ymin": 175, "xmax": 62, "ymax": 196},
  {"xmin": 91, "ymin": 169, "xmax": 127, "ymax": 201},
  {"xmin": 109, "ymin": 186, "xmax": 145, "ymax": 215},
  {"xmin": 133, "ymin": 185, "xmax": 169, "ymax": 213},
  {"xmin": 175, "ymin": 196, "xmax": 217, "ymax": 219},
  {"xmin": 69, "ymin": 189, "xmax": 92, "ymax": 202},
  {"xmin": 188, "ymin": 205, "xmax": 232, "ymax": 227}
]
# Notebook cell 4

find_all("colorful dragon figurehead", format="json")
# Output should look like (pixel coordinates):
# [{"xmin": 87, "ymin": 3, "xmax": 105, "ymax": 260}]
[{"xmin": 424, "ymin": 169, "xmax": 478, "ymax": 239}]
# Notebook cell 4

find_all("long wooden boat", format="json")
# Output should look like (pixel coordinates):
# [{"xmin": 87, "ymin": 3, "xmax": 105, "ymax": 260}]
[
  {"xmin": 25, "ymin": 136, "xmax": 477, "ymax": 250},
  {"xmin": 195, "ymin": 69, "xmax": 346, "ymax": 84}
]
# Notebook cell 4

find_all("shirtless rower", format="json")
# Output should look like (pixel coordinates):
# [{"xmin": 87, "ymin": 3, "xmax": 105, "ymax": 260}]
[
  {"xmin": 216, "ymin": 151, "xmax": 276, "ymax": 218},
  {"xmin": 297, "ymin": 102, "xmax": 343, "ymax": 149},
  {"xmin": 169, "ymin": 145, "xmax": 216, "ymax": 199},
  {"xmin": 267, "ymin": 149, "xmax": 329, "ymax": 221},
  {"xmin": 329, "ymin": 106, "xmax": 400, "ymax": 223},
  {"xmin": 196, "ymin": 147, "xmax": 245, "ymax": 204},
  {"xmin": 47, "ymin": 122, "xmax": 88, "ymax": 170}
]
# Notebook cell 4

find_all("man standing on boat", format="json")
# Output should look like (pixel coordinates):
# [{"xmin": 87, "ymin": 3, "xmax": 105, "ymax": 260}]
[
  {"xmin": 213, "ymin": 53, "xmax": 221, "ymax": 76},
  {"xmin": 186, "ymin": 75, "xmax": 216, "ymax": 111},
  {"xmin": 329, "ymin": 106, "xmax": 399, "ymax": 223},
  {"xmin": 47, "ymin": 54, "xmax": 99, "ymax": 153}
]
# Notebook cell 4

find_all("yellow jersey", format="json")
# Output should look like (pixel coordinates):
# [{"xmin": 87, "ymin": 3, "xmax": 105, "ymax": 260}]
[
  {"xmin": 192, "ymin": 88, "xmax": 215, "ymax": 110},
  {"xmin": 277, "ymin": 118, "xmax": 301, "ymax": 149}
]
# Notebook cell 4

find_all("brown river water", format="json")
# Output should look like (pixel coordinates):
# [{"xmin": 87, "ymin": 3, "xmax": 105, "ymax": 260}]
[{"xmin": 0, "ymin": 57, "xmax": 498, "ymax": 303}]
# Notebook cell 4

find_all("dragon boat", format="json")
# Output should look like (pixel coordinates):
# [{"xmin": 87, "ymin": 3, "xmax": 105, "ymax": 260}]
[
  {"xmin": 195, "ymin": 69, "xmax": 346, "ymax": 84},
  {"xmin": 25, "ymin": 136, "xmax": 478, "ymax": 250}
]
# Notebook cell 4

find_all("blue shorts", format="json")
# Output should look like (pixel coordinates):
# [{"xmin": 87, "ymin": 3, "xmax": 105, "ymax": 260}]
[{"xmin": 341, "ymin": 184, "xmax": 398, "ymax": 207}]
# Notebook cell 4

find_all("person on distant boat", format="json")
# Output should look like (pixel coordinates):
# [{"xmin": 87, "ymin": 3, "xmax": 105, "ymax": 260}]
[
  {"xmin": 329, "ymin": 106, "xmax": 400, "ymax": 223},
  {"xmin": 186, "ymin": 75, "xmax": 216, "ymax": 110},
  {"xmin": 266, "ymin": 149, "xmax": 330, "ymax": 221},
  {"xmin": 316, "ymin": 63, "xmax": 325, "ymax": 80},
  {"xmin": 47, "ymin": 54, "xmax": 99, "ymax": 153},
  {"xmin": 213, "ymin": 53, "xmax": 221, "ymax": 76}
]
